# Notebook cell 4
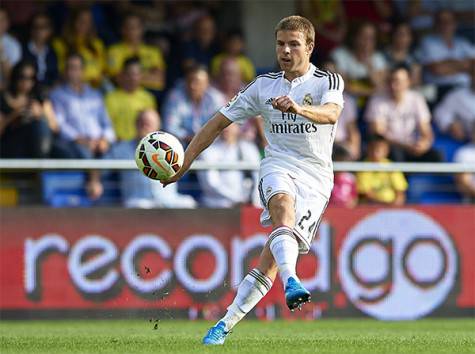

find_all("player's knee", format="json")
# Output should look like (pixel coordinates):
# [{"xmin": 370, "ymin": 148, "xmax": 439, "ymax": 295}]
[{"xmin": 268, "ymin": 194, "xmax": 295, "ymax": 226}]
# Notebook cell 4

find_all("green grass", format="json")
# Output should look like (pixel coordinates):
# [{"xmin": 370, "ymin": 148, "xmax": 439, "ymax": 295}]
[{"xmin": 1, "ymin": 319, "xmax": 474, "ymax": 353}]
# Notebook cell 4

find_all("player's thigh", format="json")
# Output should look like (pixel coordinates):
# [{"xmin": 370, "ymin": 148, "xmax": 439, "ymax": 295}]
[{"xmin": 293, "ymin": 183, "xmax": 329, "ymax": 253}]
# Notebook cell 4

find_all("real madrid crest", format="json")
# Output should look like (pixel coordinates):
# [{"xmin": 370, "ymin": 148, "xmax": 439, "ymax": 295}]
[{"xmin": 302, "ymin": 93, "xmax": 313, "ymax": 106}]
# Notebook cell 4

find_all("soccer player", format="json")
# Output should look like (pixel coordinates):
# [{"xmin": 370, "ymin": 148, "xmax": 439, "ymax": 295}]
[{"xmin": 162, "ymin": 15, "xmax": 344, "ymax": 345}]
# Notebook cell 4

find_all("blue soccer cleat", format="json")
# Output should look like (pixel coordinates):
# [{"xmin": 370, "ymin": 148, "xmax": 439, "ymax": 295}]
[
  {"xmin": 202, "ymin": 321, "xmax": 229, "ymax": 345},
  {"xmin": 285, "ymin": 277, "xmax": 311, "ymax": 311}
]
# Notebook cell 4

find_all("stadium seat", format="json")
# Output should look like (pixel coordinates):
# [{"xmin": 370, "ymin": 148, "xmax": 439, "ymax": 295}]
[
  {"xmin": 407, "ymin": 174, "xmax": 462, "ymax": 204},
  {"xmin": 432, "ymin": 124, "xmax": 465, "ymax": 162},
  {"xmin": 97, "ymin": 172, "xmax": 122, "ymax": 205},
  {"xmin": 41, "ymin": 171, "xmax": 92, "ymax": 207}
]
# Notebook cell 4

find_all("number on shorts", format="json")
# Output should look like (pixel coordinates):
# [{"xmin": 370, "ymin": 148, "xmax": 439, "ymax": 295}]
[{"xmin": 298, "ymin": 210, "xmax": 312, "ymax": 230}]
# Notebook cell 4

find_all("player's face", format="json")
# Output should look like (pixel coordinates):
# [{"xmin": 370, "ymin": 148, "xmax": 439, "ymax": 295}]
[{"xmin": 276, "ymin": 30, "xmax": 312, "ymax": 76}]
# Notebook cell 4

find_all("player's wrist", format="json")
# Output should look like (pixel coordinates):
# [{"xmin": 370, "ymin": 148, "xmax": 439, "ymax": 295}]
[{"xmin": 293, "ymin": 104, "xmax": 303, "ymax": 115}]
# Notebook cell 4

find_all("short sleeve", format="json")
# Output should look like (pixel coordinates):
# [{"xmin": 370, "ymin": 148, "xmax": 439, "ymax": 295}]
[
  {"xmin": 372, "ymin": 52, "xmax": 388, "ymax": 71},
  {"xmin": 339, "ymin": 94, "xmax": 357, "ymax": 124},
  {"xmin": 219, "ymin": 79, "xmax": 260, "ymax": 123},
  {"xmin": 356, "ymin": 171, "xmax": 372, "ymax": 194},
  {"xmin": 414, "ymin": 93, "xmax": 431, "ymax": 124},
  {"xmin": 106, "ymin": 45, "xmax": 122, "ymax": 77},
  {"xmin": 364, "ymin": 95, "xmax": 384, "ymax": 123},
  {"xmin": 148, "ymin": 47, "xmax": 166, "ymax": 70},
  {"xmin": 321, "ymin": 73, "xmax": 345, "ymax": 108},
  {"xmin": 417, "ymin": 37, "xmax": 437, "ymax": 64},
  {"xmin": 460, "ymin": 39, "xmax": 475, "ymax": 59},
  {"xmin": 330, "ymin": 47, "xmax": 349, "ymax": 76},
  {"xmin": 391, "ymin": 172, "xmax": 408, "ymax": 192},
  {"xmin": 433, "ymin": 91, "xmax": 457, "ymax": 132}
]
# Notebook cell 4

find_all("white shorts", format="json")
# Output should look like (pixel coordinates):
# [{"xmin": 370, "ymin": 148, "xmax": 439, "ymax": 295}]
[{"xmin": 258, "ymin": 171, "xmax": 329, "ymax": 254}]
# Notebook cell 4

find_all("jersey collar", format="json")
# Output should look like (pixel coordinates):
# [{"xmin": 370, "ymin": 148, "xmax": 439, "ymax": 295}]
[{"xmin": 283, "ymin": 63, "xmax": 316, "ymax": 86}]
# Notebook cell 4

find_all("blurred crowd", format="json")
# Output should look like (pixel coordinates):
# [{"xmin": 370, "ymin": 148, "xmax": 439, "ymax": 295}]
[{"xmin": 0, "ymin": 0, "xmax": 474, "ymax": 208}]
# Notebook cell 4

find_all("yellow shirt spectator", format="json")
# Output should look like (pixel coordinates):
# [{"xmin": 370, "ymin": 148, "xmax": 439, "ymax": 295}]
[
  {"xmin": 357, "ymin": 159, "xmax": 408, "ymax": 204},
  {"xmin": 105, "ymin": 88, "xmax": 156, "ymax": 141},
  {"xmin": 211, "ymin": 54, "xmax": 256, "ymax": 83},
  {"xmin": 53, "ymin": 37, "xmax": 106, "ymax": 87},
  {"xmin": 107, "ymin": 43, "xmax": 166, "ymax": 90}
]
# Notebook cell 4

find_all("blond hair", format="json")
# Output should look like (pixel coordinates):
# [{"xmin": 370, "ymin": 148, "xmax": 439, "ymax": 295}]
[{"xmin": 274, "ymin": 16, "xmax": 315, "ymax": 46}]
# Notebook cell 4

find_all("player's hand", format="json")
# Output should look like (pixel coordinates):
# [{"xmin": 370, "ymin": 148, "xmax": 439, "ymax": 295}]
[
  {"xmin": 160, "ymin": 164, "xmax": 188, "ymax": 187},
  {"xmin": 272, "ymin": 96, "xmax": 301, "ymax": 114}
]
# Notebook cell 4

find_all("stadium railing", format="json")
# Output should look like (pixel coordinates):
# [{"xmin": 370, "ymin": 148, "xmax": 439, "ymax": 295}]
[
  {"xmin": 1, "ymin": 159, "xmax": 474, "ymax": 206},
  {"xmin": 1, "ymin": 159, "xmax": 474, "ymax": 173}
]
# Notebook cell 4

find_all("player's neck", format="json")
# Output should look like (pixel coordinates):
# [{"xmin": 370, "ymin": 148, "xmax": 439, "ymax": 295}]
[{"xmin": 284, "ymin": 63, "xmax": 311, "ymax": 82}]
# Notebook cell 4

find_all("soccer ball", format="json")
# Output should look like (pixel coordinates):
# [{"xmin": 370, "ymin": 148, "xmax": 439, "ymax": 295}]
[{"xmin": 135, "ymin": 131, "xmax": 184, "ymax": 180}]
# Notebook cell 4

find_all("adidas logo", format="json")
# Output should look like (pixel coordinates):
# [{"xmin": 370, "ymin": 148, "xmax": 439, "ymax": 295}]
[{"xmin": 265, "ymin": 97, "xmax": 274, "ymax": 105}]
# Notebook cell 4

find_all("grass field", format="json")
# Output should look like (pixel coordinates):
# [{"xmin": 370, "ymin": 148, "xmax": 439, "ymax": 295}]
[{"xmin": 1, "ymin": 319, "xmax": 474, "ymax": 353}]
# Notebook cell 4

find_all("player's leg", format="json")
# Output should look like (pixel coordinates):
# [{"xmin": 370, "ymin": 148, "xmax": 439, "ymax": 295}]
[
  {"xmin": 266, "ymin": 192, "xmax": 311, "ymax": 310},
  {"xmin": 267, "ymin": 193, "xmax": 299, "ymax": 285},
  {"xmin": 203, "ymin": 245, "xmax": 277, "ymax": 345},
  {"xmin": 203, "ymin": 173, "xmax": 296, "ymax": 344}
]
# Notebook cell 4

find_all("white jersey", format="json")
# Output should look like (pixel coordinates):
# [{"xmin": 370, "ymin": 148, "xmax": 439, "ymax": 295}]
[{"xmin": 220, "ymin": 63, "xmax": 344, "ymax": 198}]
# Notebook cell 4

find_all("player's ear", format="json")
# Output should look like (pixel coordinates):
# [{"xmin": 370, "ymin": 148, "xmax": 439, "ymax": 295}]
[{"xmin": 306, "ymin": 42, "xmax": 314, "ymax": 55}]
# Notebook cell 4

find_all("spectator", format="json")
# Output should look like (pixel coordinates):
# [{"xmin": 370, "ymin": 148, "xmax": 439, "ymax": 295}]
[
  {"xmin": 384, "ymin": 21, "xmax": 421, "ymax": 87},
  {"xmin": 0, "ymin": 60, "xmax": 55, "ymax": 158},
  {"xmin": 330, "ymin": 22, "xmax": 387, "ymax": 100},
  {"xmin": 181, "ymin": 14, "xmax": 219, "ymax": 72},
  {"xmin": 334, "ymin": 93, "xmax": 361, "ymax": 160},
  {"xmin": 87, "ymin": 109, "xmax": 196, "ymax": 209},
  {"xmin": 329, "ymin": 145, "xmax": 357, "ymax": 208},
  {"xmin": 213, "ymin": 57, "xmax": 266, "ymax": 150},
  {"xmin": 394, "ymin": 0, "xmax": 439, "ymax": 36},
  {"xmin": 417, "ymin": 10, "xmax": 475, "ymax": 99},
  {"xmin": 357, "ymin": 134, "xmax": 408, "ymax": 206},
  {"xmin": 365, "ymin": 64, "xmax": 440, "ymax": 162},
  {"xmin": 343, "ymin": 0, "xmax": 394, "ymax": 36},
  {"xmin": 213, "ymin": 57, "xmax": 244, "ymax": 101},
  {"xmin": 115, "ymin": 1, "xmax": 166, "ymax": 40},
  {"xmin": 297, "ymin": 0, "xmax": 347, "ymax": 59},
  {"xmin": 105, "ymin": 57, "xmax": 156, "ymax": 141},
  {"xmin": 52, "ymin": 7, "xmax": 106, "ymax": 88},
  {"xmin": 433, "ymin": 61, "xmax": 475, "ymax": 142},
  {"xmin": 210, "ymin": 29, "xmax": 255, "ymax": 83},
  {"xmin": 50, "ymin": 53, "xmax": 115, "ymax": 159},
  {"xmin": 322, "ymin": 58, "xmax": 361, "ymax": 160},
  {"xmin": 197, "ymin": 123, "xmax": 261, "ymax": 208},
  {"xmin": 107, "ymin": 13, "xmax": 166, "ymax": 94},
  {"xmin": 162, "ymin": 65, "xmax": 225, "ymax": 145},
  {"xmin": 453, "ymin": 123, "xmax": 475, "ymax": 203},
  {"xmin": 0, "ymin": 7, "xmax": 21, "ymax": 90},
  {"xmin": 21, "ymin": 12, "xmax": 58, "ymax": 90}
]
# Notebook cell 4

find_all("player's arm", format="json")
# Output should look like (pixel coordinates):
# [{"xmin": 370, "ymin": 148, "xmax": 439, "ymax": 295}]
[
  {"xmin": 272, "ymin": 97, "xmax": 342, "ymax": 124},
  {"xmin": 162, "ymin": 112, "xmax": 232, "ymax": 185}
]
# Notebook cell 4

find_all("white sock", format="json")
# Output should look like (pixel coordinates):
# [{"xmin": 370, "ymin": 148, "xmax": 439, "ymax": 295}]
[
  {"xmin": 269, "ymin": 226, "xmax": 299, "ymax": 285},
  {"xmin": 219, "ymin": 268, "xmax": 272, "ymax": 331}
]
